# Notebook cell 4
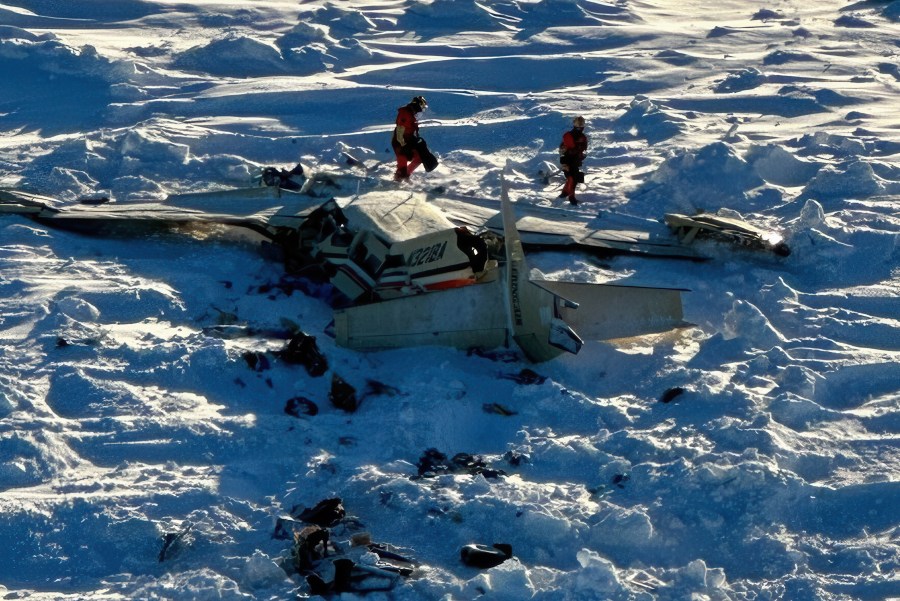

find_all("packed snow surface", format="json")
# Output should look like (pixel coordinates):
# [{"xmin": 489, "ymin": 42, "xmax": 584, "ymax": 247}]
[{"xmin": 1, "ymin": 1, "xmax": 898, "ymax": 599}]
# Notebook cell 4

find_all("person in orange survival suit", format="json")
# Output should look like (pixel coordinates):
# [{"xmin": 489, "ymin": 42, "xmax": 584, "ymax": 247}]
[
  {"xmin": 392, "ymin": 95, "xmax": 428, "ymax": 180},
  {"xmin": 558, "ymin": 115, "xmax": 588, "ymax": 205}
]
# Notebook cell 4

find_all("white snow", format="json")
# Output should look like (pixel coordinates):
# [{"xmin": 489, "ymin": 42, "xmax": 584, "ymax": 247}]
[{"xmin": 1, "ymin": 1, "xmax": 899, "ymax": 600}]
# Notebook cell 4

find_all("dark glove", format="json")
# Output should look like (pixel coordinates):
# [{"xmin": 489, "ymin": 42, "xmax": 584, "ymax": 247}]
[{"xmin": 402, "ymin": 143, "xmax": 414, "ymax": 159}]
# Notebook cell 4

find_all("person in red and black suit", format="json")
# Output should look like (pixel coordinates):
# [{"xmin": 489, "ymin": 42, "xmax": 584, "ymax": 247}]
[
  {"xmin": 392, "ymin": 95, "xmax": 428, "ymax": 180},
  {"xmin": 558, "ymin": 116, "xmax": 588, "ymax": 205}
]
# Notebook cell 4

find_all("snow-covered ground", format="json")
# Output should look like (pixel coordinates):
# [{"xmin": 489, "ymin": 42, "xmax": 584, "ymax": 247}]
[{"xmin": 1, "ymin": 1, "xmax": 899, "ymax": 599}]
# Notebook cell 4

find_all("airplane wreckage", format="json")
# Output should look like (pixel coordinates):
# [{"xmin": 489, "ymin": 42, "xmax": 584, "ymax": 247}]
[
  {"xmin": 0, "ymin": 165, "xmax": 789, "ymax": 362},
  {"xmin": 664, "ymin": 212, "xmax": 790, "ymax": 257}
]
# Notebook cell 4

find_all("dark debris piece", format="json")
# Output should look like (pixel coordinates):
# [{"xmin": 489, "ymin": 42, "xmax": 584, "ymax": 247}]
[
  {"xmin": 460, "ymin": 543, "xmax": 513, "ymax": 569},
  {"xmin": 499, "ymin": 368, "xmax": 547, "ymax": 385},
  {"xmin": 242, "ymin": 351, "xmax": 271, "ymax": 372},
  {"xmin": 279, "ymin": 332, "xmax": 328, "ymax": 377},
  {"xmin": 414, "ymin": 449, "xmax": 506, "ymax": 480},
  {"xmin": 362, "ymin": 379, "xmax": 400, "ymax": 398},
  {"xmin": 329, "ymin": 373, "xmax": 358, "ymax": 412},
  {"xmin": 466, "ymin": 348, "xmax": 521, "ymax": 363},
  {"xmin": 273, "ymin": 515, "xmax": 302, "ymax": 540},
  {"xmin": 292, "ymin": 525, "xmax": 332, "ymax": 572},
  {"xmin": 285, "ymin": 501, "xmax": 417, "ymax": 596},
  {"xmin": 294, "ymin": 498, "xmax": 346, "ymax": 528},
  {"xmin": 503, "ymin": 450, "xmax": 530, "ymax": 466},
  {"xmin": 482, "ymin": 402, "xmax": 517, "ymax": 416},
  {"xmin": 158, "ymin": 522, "xmax": 193, "ymax": 562},
  {"xmin": 660, "ymin": 386, "xmax": 686, "ymax": 403},
  {"xmin": 612, "ymin": 473, "xmax": 630, "ymax": 488},
  {"xmin": 285, "ymin": 396, "xmax": 319, "ymax": 417}
]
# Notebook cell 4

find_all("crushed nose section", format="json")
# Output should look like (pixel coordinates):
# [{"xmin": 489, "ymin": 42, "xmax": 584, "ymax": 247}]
[
  {"xmin": 303, "ymin": 192, "xmax": 500, "ymax": 303},
  {"xmin": 389, "ymin": 228, "xmax": 477, "ymax": 292}
]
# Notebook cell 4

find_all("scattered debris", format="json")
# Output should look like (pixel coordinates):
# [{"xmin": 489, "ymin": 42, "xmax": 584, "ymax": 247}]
[
  {"xmin": 414, "ymin": 449, "xmax": 506, "ymax": 480},
  {"xmin": 460, "ymin": 543, "xmax": 513, "ymax": 568},
  {"xmin": 281, "ymin": 497, "xmax": 417, "ymax": 595}
]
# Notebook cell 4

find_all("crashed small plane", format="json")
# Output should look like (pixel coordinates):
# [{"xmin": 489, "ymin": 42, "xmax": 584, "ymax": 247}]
[
  {"xmin": 330, "ymin": 183, "xmax": 688, "ymax": 362},
  {"xmin": 0, "ymin": 166, "xmax": 690, "ymax": 362}
]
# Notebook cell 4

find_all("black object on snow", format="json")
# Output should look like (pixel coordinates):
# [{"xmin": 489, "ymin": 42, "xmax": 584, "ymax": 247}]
[
  {"xmin": 500, "ymin": 368, "xmax": 547, "ymax": 385},
  {"xmin": 612, "ymin": 473, "xmax": 631, "ymax": 488},
  {"xmin": 416, "ymin": 138, "xmax": 439, "ymax": 172},
  {"xmin": 295, "ymin": 498, "xmax": 346, "ymax": 527},
  {"xmin": 242, "ymin": 351, "xmax": 271, "ymax": 372},
  {"xmin": 414, "ymin": 448, "xmax": 506, "ymax": 479},
  {"xmin": 159, "ymin": 522, "xmax": 193, "ymax": 562},
  {"xmin": 503, "ymin": 450, "xmax": 530, "ymax": 466},
  {"xmin": 273, "ymin": 515, "xmax": 303, "ymax": 540},
  {"xmin": 482, "ymin": 402, "xmax": 517, "ymax": 416},
  {"xmin": 293, "ymin": 524, "xmax": 331, "ymax": 572},
  {"xmin": 261, "ymin": 165, "xmax": 305, "ymax": 191},
  {"xmin": 329, "ymin": 373, "xmax": 358, "ymax": 412},
  {"xmin": 362, "ymin": 379, "xmax": 400, "ymax": 398},
  {"xmin": 285, "ymin": 396, "xmax": 319, "ymax": 417},
  {"xmin": 280, "ymin": 332, "xmax": 328, "ymax": 377},
  {"xmin": 287, "ymin": 506, "xmax": 417, "ymax": 595},
  {"xmin": 466, "ymin": 348, "xmax": 521, "ymax": 363},
  {"xmin": 660, "ymin": 386, "xmax": 686, "ymax": 403},
  {"xmin": 460, "ymin": 543, "xmax": 513, "ymax": 568}
]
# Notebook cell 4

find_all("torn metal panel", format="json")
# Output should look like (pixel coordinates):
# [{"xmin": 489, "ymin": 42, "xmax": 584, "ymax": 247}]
[
  {"xmin": 333, "ymin": 278, "xmax": 510, "ymax": 352},
  {"xmin": 531, "ymin": 280, "xmax": 687, "ymax": 341},
  {"xmin": 429, "ymin": 193, "xmax": 701, "ymax": 260},
  {"xmin": 665, "ymin": 212, "xmax": 790, "ymax": 256}
]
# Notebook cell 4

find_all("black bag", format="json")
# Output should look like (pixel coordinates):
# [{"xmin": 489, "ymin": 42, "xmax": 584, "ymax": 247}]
[
  {"xmin": 416, "ymin": 138, "xmax": 439, "ymax": 172},
  {"xmin": 280, "ymin": 332, "xmax": 328, "ymax": 377}
]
